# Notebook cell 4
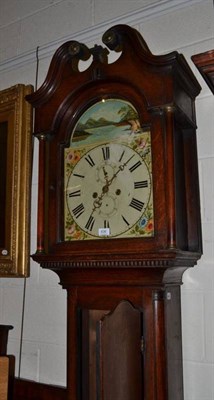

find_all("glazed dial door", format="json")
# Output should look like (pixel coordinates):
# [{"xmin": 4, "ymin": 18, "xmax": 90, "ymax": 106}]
[{"xmin": 64, "ymin": 99, "xmax": 154, "ymax": 241}]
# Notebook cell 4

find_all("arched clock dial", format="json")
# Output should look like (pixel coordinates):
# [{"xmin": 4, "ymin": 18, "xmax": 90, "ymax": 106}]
[
  {"xmin": 64, "ymin": 98, "xmax": 154, "ymax": 241},
  {"xmin": 66, "ymin": 143, "xmax": 151, "ymax": 238}
]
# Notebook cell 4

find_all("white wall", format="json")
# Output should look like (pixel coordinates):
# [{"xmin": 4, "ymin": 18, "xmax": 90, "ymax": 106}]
[{"xmin": 0, "ymin": 0, "xmax": 213, "ymax": 398}]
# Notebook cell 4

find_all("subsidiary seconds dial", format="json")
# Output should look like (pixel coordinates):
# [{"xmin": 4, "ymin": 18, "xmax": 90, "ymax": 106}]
[{"xmin": 66, "ymin": 143, "xmax": 151, "ymax": 238}]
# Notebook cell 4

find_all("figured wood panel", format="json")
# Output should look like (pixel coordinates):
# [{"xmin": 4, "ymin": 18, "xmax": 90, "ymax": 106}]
[
  {"xmin": 0, "ymin": 357, "xmax": 9, "ymax": 400},
  {"xmin": 97, "ymin": 301, "xmax": 143, "ymax": 400},
  {"xmin": 80, "ymin": 309, "xmax": 109, "ymax": 400}
]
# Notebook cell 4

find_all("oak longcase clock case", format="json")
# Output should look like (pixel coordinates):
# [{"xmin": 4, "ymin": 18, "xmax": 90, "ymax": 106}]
[{"xmin": 27, "ymin": 25, "xmax": 202, "ymax": 400}]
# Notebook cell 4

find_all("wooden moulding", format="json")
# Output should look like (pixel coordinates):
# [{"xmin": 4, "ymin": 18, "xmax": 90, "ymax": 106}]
[{"xmin": 192, "ymin": 49, "xmax": 214, "ymax": 94}]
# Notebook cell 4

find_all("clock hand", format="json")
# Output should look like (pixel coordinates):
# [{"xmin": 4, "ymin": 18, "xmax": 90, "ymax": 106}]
[
  {"xmin": 92, "ymin": 182, "xmax": 109, "ymax": 212},
  {"xmin": 92, "ymin": 154, "xmax": 135, "ymax": 214},
  {"xmin": 103, "ymin": 166, "xmax": 108, "ymax": 181},
  {"xmin": 108, "ymin": 154, "xmax": 135, "ymax": 185},
  {"xmin": 122, "ymin": 153, "xmax": 135, "ymax": 168}
]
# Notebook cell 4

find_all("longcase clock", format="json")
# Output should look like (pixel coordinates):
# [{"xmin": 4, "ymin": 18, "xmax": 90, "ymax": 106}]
[{"xmin": 26, "ymin": 25, "xmax": 202, "ymax": 400}]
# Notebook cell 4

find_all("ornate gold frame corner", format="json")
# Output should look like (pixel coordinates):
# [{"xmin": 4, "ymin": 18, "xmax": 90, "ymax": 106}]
[{"xmin": 0, "ymin": 84, "xmax": 33, "ymax": 277}]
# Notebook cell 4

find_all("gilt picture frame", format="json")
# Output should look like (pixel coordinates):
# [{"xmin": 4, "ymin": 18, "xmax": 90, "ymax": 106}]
[{"xmin": 0, "ymin": 84, "xmax": 33, "ymax": 277}]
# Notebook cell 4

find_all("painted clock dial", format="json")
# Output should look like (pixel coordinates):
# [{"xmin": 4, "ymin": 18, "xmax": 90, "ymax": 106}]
[{"xmin": 64, "ymin": 99, "xmax": 154, "ymax": 240}]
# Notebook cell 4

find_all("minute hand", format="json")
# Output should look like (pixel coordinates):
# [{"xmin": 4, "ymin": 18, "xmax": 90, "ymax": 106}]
[{"xmin": 108, "ymin": 154, "xmax": 135, "ymax": 185}]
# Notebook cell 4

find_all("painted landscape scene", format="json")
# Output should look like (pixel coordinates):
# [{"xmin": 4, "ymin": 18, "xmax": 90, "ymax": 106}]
[{"xmin": 71, "ymin": 99, "xmax": 148, "ymax": 146}]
